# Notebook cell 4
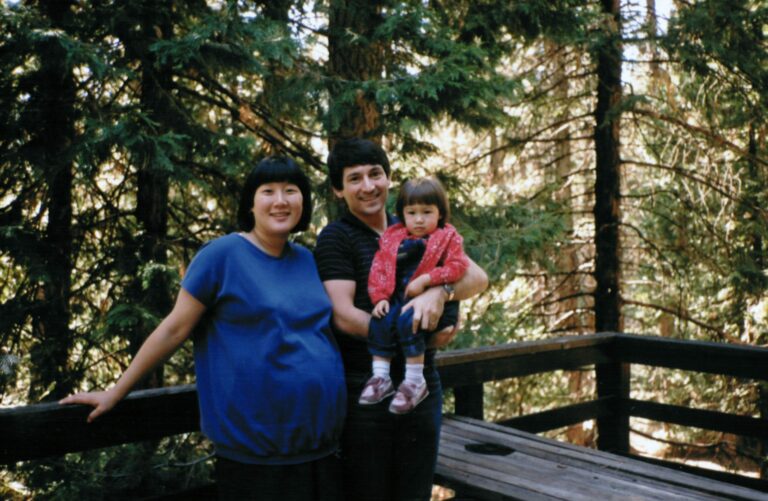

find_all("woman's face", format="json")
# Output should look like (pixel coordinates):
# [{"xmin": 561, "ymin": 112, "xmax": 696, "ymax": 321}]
[{"xmin": 251, "ymin": 182, "xmax": 303, "ymax": 238}]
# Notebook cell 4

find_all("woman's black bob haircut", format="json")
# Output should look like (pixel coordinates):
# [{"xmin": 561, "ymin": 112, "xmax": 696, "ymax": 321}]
[{"xmin": 237, "ymin": 156, "xmax": 313, "ymax": 233}]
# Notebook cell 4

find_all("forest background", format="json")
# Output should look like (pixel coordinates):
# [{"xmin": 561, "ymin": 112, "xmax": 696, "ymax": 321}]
[{"xmin": 1, "ymin": 0, "xmax": 766, "ymax": 498}]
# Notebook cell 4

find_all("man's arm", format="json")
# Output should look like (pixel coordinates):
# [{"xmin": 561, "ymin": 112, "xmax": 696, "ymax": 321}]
[
  {"xmin": 322, "ymin": 279, "xmax": 370, "ymax": 339},
  {"xmin": 454, "ymin": 257, "xmax": 489, "ymax": 300},
  {"xmin": 403, "ymin": 257, "xmax": 488, "ymax": 334}
]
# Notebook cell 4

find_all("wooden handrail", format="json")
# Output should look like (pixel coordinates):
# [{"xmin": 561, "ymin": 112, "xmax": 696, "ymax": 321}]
[
  {"xmin": 0, "ymin": 384, "xmax": 199, "ymax": 463},
  {"xmin": 614, "ymin": 333, "xmax": 768, "ymax": 380},
  {"xmin": 2, "ymin": 332, "xmax": 767, "ymax": 484},
  {"xmin": 438, "ymin": 332, "xmax": 614, "ymax": 404}
]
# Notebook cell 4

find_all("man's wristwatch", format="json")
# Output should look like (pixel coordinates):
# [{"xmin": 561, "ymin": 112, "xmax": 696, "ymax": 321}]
[{"xmin": 442, "ymin": 283, "xmax": 455, "ymax": 301}]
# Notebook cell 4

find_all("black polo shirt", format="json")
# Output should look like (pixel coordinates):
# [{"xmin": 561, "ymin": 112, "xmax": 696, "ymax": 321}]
[{"xmin": 314, "ymin": 211, "xmax": 438, "ymax": 380}]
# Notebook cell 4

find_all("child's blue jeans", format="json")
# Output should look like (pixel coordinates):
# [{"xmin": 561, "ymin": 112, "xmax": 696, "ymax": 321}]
[{"xmin": 368, "ymin": 300, "xmax": 459, "ymax": 358}]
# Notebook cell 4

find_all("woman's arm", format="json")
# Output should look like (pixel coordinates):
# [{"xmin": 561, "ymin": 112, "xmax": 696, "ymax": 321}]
[
  {"xmin": 322, "ymin": 279, "xmax": 371, "ymax": 339},
  {"xmin": 60, "ymin": 289, "xmax": 206, "ymax": 422}
]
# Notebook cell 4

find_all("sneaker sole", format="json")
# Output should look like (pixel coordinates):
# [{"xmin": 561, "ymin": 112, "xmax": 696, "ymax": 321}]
[
  {"xmin": 358, "ymin": 388, "xmax": 395, "ymax": 405},
  {"xmin": 388, "ymin": 388, "xmax": 429, "ymax": 415}
]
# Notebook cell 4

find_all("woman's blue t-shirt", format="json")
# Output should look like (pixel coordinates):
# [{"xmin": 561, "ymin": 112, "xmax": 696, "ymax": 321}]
[{"xmin": 181, "ymin": 233, "xmax": 346, "ymax": 465}]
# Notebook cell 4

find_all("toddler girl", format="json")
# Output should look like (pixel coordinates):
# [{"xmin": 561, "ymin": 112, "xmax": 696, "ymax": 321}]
[{"xmin": 360, "ymin": 177, "xmax": 469, "ymax": 414}]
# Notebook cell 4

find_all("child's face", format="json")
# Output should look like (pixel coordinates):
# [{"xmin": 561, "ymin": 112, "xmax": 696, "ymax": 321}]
[{"xmin": 403, "ymin": 203, "xmax": 440, "ymax": 237}]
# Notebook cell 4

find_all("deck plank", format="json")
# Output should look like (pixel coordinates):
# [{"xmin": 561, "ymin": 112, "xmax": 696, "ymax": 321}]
[
  {"xmin": 444, "ymin": 416, "xmax": 766, "ymax": 498},
  {"xmin": 437, "ymin": 416, "xmax": 768, "ymax": 501},
  {"xmin": 439, "ymin": 440, "xmax": 691, "ymax": 501},
  {"xmin": 441, "ymin": 425, "xmax": 722, "ymax": 499},
  {"xmin": 440, "ymin": 430, "xmax": 714, "ymax": 501}
]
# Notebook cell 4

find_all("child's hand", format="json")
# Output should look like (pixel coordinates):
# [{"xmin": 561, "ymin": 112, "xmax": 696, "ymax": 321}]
[
  {"xmin": 405, "ymin": 275, "xmax": 431, "ymax": 298},
  {"xmin": 372, "ymin": 300, "xmax": 390, "ymax": 318}
]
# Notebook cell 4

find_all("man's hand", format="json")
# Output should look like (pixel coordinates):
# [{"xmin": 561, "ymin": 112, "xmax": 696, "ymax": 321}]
[
  {"xmin": 405, "ymin": 274, "xmax": 431, "ymax": 298},
  {"xmin": 372, "ymin": 300, "xmax": 390, "ymax": 319},
  {"xmin": 402, "ymin": 286, "xmax": 446, "ymax": 333}
]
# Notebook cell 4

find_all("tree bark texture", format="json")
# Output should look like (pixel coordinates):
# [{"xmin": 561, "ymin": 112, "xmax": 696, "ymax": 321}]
[
  {"xmin": 593, "ymin": 0, "xmax": 623, "ymax": 333},
  {"xmin": 748, "ymin": 124, "xmax": 767, "ymax": 479},
  {"xmin": 327, "ymin": 0, "xmax": 384, "ymax": 144},
  {"xmin": 28, "ymin": 0, "xmax": 77, "ymax": 402},
  {"xmin": 121, "ymin": 0, "xmax": 176, "ymax": 388}
]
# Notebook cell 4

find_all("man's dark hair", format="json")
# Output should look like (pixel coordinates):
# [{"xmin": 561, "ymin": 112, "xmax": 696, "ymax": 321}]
[
  {"xmin": 237, "ymin": 156, "xmax": 313, "ymax": 233},
  {"xmin": 327, "ymin": 138, "xmax": 391, "ymax": 190}
]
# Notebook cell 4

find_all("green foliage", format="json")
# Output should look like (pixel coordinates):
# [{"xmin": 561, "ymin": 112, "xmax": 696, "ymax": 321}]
[
  {"xmin": 460, "ymin": 198, "xmax": 566, "ymax": 281},
  {"xmin": 103, "ymin": 304, "xmax": 161, "ymax": 343},
  {"xmin": 322, "ymin": 0, "xmax": 589, "ymax": 149},
  {"xmin": 627, "ymin": 0, "xmax": 768, "ymax": 350},
  {"xmin": 13, "ymin": 435, "xmax": 213, "ymax": 500},
  {"xmin": 665, "ymin": 0, "xmax": 768, "ymax": 112},
  {"xmin": 3, "ymin": 0, "xmax": 768, "ymax": 493}
]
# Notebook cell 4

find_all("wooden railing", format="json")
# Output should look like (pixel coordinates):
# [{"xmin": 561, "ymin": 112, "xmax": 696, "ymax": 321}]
[{"xmin": 2, "ymin": 332, "xmax": 767, "ymax": 492}]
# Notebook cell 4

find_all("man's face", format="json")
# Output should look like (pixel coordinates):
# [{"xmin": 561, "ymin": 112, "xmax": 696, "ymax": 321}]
[{"xmin": 333, "ymin": 164, "xmax": 390, "ymax": 220}]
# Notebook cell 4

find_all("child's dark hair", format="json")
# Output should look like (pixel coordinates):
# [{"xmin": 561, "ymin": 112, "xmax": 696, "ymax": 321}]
[{"xmin": 396, "ymin": 177, "xmax": 450, "ymax": 228}]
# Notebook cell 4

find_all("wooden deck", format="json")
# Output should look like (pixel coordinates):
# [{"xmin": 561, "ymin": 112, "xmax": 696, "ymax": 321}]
[
  {"xmin": 436, "ymin": 415, "xmax": 768, "ymax": 501},
  {"xmin": 3, "ymin": 334, "xmax": 767, "ymax": 498}
]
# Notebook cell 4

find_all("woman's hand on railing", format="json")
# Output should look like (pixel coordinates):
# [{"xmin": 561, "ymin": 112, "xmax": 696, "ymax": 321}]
[{"xmin": 59, "ymin": 389, "xmax": 120, "ymax": 423}]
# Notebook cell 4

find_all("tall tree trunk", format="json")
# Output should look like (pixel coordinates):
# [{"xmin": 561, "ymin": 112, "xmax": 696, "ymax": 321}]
[
  {"xmin": 747, "ymin": 123, "xmax": 764, "ymax": 313},
  {"xmin": 257, "ymin": 0, "xmax": 292, "ymax": 156},
  {"xmin": 326, "ymin": 0, "xmax": 385, "ymax": 219},
  {"xmin": 547, "ymin": 41, "xmax": 592, "ymax": 446},
  {"xmin": 747, "ymin": 123, "xmax": 767, "ymax": 480},
  {"xmin": 593, "ymin": 0, "xmax": 629, "ymax": 455},
  {"xmin": 137, "ymin": 5, "xmax": 172, "ymax": 275},
  {"xmin": 645, "ymin": 0, "xmax": 660, "ymax": 80},
  {"xmin": 549, "ymin": 43, "xmax": 583, "ymax": 336},
  {"xmin": 593, "ymin": 0, "xmax": 623, "ymax": 333},
  {"xmin": 489, "ymin": 130, "xmax": 506, "ymax": 186},
  {"xmin": 28, "ymin": 0, "xmax": 77, "ymax": 402},
  {"xmin": 327, "ymin": 0, "xmax": 384, "ymax": 145},
  {"xmin": 124, "ymin": 0, "xmax": 176, "ymax": 389}
]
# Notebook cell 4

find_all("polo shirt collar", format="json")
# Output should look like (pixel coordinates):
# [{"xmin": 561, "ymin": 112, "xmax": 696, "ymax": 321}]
[{"xmin": 341, "ymin": 209, "xmax": 398, "ymax": 236}]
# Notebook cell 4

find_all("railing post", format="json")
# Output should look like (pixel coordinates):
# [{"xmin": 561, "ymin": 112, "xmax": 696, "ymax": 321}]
[
  {"xmin": 596, "ymin": 359, "xmax": 630, "ymax": 454},
  {"xmin": 759, "ymin": 382, "xmax": 768, "ymax": 480},
  {"xmin": 454, "ymin": 384, "xmax": 484, "ymax": 420}
]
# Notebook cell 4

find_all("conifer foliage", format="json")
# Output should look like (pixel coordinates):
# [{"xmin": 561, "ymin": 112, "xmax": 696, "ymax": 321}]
[{"xmin": 1, "ymin": 0, "xmax": 767, "ymax": 495}]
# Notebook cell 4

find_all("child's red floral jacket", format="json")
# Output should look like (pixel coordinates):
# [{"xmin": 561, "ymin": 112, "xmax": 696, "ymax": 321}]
[{"xmin": 368, "ymin": 222, "xmax": 469, "ymax": 304}]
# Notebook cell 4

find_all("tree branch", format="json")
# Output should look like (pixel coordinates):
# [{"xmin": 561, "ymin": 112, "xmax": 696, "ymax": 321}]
[
  {"xmin": 631, "ymin": 108, "xmax": 768, "ymax": 169},
  {"xmin": 622, "ymin": 298, "xmax": 739, "ymax": 342}
]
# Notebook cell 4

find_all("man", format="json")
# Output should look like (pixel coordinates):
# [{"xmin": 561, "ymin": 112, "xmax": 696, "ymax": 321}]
[{"xmin": 314, "ymin": 138, "xmax": 488, "ymax": 500}]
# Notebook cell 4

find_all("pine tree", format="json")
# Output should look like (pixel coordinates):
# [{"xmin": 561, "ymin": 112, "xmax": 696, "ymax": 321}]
[
  {"xmin": 592, "ymin": 0, "xmax": 623, "ymax": 333},
  {"xmin": 0, "ymin": 0, "xmax": 82, "ymax": 401}
]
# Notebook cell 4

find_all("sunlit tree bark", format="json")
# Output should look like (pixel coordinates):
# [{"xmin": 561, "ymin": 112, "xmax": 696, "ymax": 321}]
[{"xmin": 327, "ymin": 0, "xmax": 384, "ymax": 144}]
